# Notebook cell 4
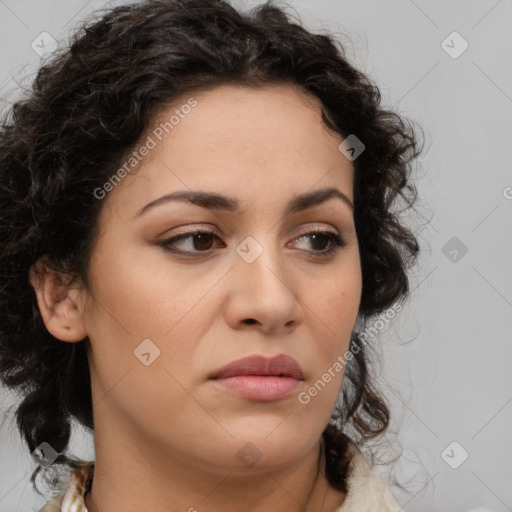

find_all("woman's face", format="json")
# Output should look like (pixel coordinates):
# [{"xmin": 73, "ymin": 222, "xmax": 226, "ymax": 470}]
[{"xmin": 76, "ymin": 83, "xmax": 362, "ymax": 473}]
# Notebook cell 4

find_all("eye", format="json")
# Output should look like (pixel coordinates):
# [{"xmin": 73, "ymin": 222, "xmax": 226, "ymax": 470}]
[
  {"xmin": 159, "ymin": 229, "xmax": 223, "ymax": 256},
  {"xmin": 158, "ymin": 228, "xmax": 345, "ymax": 258},
  {"xmin": 292, "ymin": 229, "xmax": 345, "ymax": 257}
]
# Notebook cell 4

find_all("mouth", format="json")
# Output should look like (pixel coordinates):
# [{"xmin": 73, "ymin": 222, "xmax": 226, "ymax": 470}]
[{"xmin": 210, "ymin": 354, "xmax": 304, "ymax": 402}]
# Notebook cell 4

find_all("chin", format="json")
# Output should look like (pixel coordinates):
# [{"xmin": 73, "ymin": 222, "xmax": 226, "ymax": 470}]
[{"xmin": 218, "ymin": 430, "xmax": 316, "ymax": 473}]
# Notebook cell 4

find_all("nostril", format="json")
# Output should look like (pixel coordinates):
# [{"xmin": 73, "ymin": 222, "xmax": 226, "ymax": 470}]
[{"xmin": 244, "ymin": 319, "xmax": 257, "ymax": 325}]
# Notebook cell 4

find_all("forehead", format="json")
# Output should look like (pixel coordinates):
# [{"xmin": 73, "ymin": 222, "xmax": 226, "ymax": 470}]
[
  {"xmin": 102, "ymin": 83, "xmax": 354, "ymax": 218},
  {"xmin": 153, "ymin": 83, "xmax": 337, "ymax": 152}
]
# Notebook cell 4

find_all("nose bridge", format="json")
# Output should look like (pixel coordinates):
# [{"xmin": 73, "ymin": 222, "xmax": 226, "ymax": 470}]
[
  {"xmin": 229, "ymin": 231, "xmax": 301, "ymax": 330},
  {"xmin": 235, "ymin": 233, "xmax": 288, "ymax": 293}
]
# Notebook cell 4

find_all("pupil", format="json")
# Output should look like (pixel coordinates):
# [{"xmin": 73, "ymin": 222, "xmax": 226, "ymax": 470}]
[
  {"xmin": 194, "ymin": 233, "xmax": 213, "ymax": 250},
  {"xmin": 311, "ymin": 233, "xmax": 328, "ymax": 250}
]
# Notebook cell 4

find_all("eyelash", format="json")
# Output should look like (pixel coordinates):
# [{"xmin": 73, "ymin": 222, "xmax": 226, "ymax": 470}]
[{"xmin": 158, "ymin": 228, "xmax": 346, "ymax": 259}]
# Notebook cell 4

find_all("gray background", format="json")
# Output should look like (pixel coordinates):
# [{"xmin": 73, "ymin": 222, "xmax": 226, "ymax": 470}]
[{"xmin": 0, "ymin": 1, "xmax": 511, "ymax": 511}]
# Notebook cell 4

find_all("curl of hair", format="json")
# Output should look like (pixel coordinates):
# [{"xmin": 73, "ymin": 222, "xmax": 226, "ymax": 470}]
[{"xmin": 0, "ymin": 0, "xmax": 424, "ymax": 496}]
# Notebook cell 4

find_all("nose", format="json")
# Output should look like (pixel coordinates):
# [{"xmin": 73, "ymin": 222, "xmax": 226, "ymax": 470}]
[{"xmin": 223, "ymin": 239, "xmax": 303, "ymax": 335}]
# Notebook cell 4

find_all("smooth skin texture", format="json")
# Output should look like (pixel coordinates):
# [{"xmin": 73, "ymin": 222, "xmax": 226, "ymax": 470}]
[{"xmin": 30, "ymin": 83, "xmax": 362, "ymax": 512}]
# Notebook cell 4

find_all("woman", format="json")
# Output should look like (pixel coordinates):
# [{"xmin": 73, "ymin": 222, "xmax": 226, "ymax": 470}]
[{"xmin": 0, "ymin": 0, "xmax": 423, "ymax": 510}]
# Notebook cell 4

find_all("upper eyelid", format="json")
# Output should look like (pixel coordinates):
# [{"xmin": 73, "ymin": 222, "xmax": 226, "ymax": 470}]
[
  {"xmin": 162, "ymin": 224, "xmax": 341, "ymax": 240},
  {"xmin": 160, "ymin": 227, "xmax": 343, "ymax": 250}
]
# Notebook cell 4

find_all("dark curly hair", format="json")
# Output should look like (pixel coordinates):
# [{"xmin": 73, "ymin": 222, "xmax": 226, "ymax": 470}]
[{"xmin": 0, "ymin": 0, "xmax": 424, "ymax": 499}]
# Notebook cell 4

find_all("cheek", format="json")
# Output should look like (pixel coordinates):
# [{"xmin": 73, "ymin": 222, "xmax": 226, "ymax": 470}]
[
  {"xmin": 85, "ymin": 241, "xmax": 210, "ymax": 339},
  {"xmin": 301, "ymin": 268, "xmax": 361, "ymax": 399},
  {"xmin": 308, "ymin": 272, "xmax": 361, "ymax": 340},
  {"xmin": 82, "ymin": 246, "xmax": 225, "ymax": 404}
]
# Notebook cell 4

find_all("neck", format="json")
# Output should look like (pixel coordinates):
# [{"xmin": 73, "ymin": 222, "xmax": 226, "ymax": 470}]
[{"xmin": 84, "ymin": 435, "xmax": 344, "ymax": 512}]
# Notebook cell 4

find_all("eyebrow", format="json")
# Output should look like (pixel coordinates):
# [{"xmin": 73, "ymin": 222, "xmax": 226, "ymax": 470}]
[{"xmin": 134, "ymin": 186, "xmax": 353, "ymax": 218}]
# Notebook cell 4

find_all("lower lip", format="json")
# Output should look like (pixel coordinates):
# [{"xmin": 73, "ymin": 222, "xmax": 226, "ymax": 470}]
[{"xmin": 212, "ymin": 376, "xmax": 302, "ymax": 401}]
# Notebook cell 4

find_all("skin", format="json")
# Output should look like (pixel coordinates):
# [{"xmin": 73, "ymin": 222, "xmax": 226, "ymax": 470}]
[{"xmin": 30, "ymin": 83, "xmax": 362, "ymax": 512}]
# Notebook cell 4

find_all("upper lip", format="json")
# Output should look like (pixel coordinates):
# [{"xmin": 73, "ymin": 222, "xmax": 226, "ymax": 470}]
[{"xmin": 211, "ymin": 354, "xmax": 304, "ymax": 380}]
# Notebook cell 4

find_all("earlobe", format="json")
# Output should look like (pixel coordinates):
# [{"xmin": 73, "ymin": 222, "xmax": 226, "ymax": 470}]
[{"xmin": 28, "ymin": 256, "xmax": 88, "ymax": 343}]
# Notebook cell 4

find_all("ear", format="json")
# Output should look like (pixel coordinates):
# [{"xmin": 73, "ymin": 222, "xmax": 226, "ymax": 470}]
[{"xmin": 28, "ymin": 255, "xmax": 88, "ymax": 342}]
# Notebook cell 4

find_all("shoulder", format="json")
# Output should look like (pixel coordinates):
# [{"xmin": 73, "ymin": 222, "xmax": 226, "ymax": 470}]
[
  {"xmin": 38, "ymin": 461, "xmax": 94, "ymax": 512},
  {"xmin": 38, "ymin": 495, "xmax": 63, "ymax": 512},
  {"xmin": 333, "ymin": 437, "xmax": 402, "ymax": 512}
]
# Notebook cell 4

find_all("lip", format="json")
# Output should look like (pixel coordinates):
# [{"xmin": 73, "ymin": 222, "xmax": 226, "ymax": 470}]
[
  {"xmin": 211, "ymin": 354, "xmax": 304, "ymax": 380},
  {"xmin": 210, "ymin": 354, "xmax": 304, "ymax": 402}
]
